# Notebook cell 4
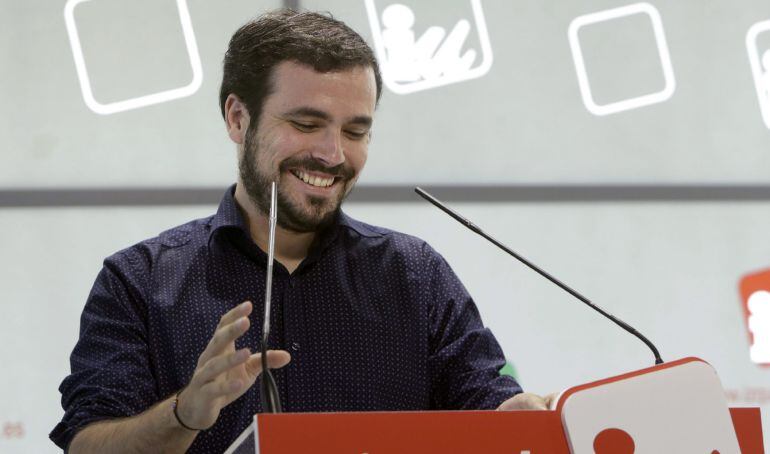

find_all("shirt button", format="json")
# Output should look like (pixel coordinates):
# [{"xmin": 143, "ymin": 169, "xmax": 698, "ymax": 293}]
[{"xmin": 291, "ymin": 342, "xmax": 300, "ymax": 351}]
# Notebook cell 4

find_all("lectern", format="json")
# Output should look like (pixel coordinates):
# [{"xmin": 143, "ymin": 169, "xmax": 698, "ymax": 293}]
[{"xmin": 225, "ymin": 358, "xmax": 765, "ymax": 453}]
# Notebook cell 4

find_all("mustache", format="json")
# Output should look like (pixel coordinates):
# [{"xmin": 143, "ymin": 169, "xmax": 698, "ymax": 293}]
[{"xmin": 279, "ymin": 157, "xmax": 355, "ymax": 180}]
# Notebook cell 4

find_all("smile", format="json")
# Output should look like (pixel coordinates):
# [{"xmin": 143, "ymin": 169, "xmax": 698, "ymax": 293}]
[{"xmin": 290, "ymin": 169, "xmax": 336, "ymax": 188}]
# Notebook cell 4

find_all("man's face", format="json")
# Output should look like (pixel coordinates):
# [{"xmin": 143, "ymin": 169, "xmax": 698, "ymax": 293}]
[{"xmin": 239, "ymin": 61, "xmax": 377, "ymax": 233}]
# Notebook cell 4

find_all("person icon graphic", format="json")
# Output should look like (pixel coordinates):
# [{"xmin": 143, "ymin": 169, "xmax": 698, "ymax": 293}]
[
  {"xmin": 381, "ymin": 4, "xmax": 421, "ymax": 82},
  {"xmin": 424, "ymin": 17, "xmax": 476, "ymax": 80},
  {"xmin": 379, "ymin": 2, "xmax": 478, "ymax": 84},
  {"xmin": 593, "ymin": 428, "xmax": 635, "ymax": 454},
  {"xmin": 747, "ymin": 290, "xmax": 770, "ymax": 364}
]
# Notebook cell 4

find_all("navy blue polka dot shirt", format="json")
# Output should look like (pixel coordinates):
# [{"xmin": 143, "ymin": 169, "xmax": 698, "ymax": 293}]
[{"xmin": 51, "ymin": 185, "xmax": 522, "ymax": 453}]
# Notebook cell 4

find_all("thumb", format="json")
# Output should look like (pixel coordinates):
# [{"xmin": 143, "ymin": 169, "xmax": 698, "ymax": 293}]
[
  {"xmin": 497, "ymin": 392, "xmax": 548, "ymax": 411},
  {"xmin": 245, "ymin": 349, "xmax": 292, "ymax": 377},
  {"xmin": 544, "ymin": 392, "xmax": 560, "ymax": 409}
]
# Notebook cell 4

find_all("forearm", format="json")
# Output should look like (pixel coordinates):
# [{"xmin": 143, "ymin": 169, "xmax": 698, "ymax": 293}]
[{"xmin": 68, "ymin": 395, "xmax": 198, "ymax": 454}]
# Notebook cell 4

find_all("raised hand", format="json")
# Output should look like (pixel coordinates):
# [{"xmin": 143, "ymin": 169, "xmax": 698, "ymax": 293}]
[{"xmin": 175, "ymin": 301, "xmax": 291, "ymax": 430}]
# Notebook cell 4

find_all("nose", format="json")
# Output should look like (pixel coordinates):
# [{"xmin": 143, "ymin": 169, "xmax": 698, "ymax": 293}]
[{"xmin": 311, "ymin": 129, "xmax": 345, "ymax": 168}]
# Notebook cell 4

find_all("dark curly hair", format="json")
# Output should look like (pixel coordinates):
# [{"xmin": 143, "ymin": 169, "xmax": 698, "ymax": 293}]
[{"xmin": 219, "ymin": 9, "xmax": 383, "ymax": 125}]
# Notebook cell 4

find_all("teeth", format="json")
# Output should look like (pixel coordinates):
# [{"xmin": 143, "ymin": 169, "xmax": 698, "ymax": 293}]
[{"xmin": 293, "ymin": 170, "xmax": 334, "ymax": 188}]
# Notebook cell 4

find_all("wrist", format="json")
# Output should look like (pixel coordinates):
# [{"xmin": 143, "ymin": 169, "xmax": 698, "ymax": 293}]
[{"xmin": 172, "ymin": 389, "xmax": 205, "ymax": 432}]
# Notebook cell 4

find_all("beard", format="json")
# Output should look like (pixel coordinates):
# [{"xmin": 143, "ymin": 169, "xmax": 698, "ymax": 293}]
[{"xmin": 238, "ymin": 126, "xmax": 356, "ymax": 233}]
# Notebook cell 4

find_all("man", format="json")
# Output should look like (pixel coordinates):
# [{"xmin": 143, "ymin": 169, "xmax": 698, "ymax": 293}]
[{"xmin": 51, "ymin": 10, "xmax": 549, "ymax": 453}]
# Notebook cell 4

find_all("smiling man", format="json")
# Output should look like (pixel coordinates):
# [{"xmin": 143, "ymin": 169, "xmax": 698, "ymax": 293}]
[
  {"xmin": 51, "ymin": 10, "xmax": 546, "ymax": 454},
  {"xmin": 231, "ymin": 60, "xmax": 375, "ymax": 273}
]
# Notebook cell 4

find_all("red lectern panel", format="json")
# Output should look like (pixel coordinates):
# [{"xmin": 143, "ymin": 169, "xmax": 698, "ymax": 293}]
[
  {"xmin": 258, "ymin": 410, "xmax": 569, "ymax": 453},
  {"xmin": 731, "ymin": 408, "xmax": 765, "ymax": 454},
  {"xmin": 226, "ymin": 408, "xmax": 763, "ymax": 453}
]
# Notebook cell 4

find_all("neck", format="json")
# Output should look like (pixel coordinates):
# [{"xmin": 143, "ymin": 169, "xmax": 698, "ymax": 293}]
[{"xmin": 234, "ymin": 183, "xmax": 316, "ymax": 273}]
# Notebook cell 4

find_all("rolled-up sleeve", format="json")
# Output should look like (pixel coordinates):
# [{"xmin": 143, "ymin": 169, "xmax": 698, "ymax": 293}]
[
  {"xmin": 426, "ymin": 250, "xmax": 523, "ymax": 410},
  {"xmin": 50, "ymin": 258, "xmax": 158, "ymax": 450}
]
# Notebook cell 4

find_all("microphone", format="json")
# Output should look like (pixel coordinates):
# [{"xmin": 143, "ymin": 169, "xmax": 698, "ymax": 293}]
[
  {"xmin": 261, "ymin": 181, "xmax": 282, "ymax": 413},
  {"xmin": 414, "ymin": 186, "xmax": 664, "ymax": 366}
]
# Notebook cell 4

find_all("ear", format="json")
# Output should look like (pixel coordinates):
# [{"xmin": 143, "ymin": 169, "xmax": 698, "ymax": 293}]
[{"xmin": 224, "ymin": 94, "xmax": 251, "ymax": 145}]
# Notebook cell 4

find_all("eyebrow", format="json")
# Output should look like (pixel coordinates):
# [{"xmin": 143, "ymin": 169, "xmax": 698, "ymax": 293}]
[{"xmin": 285, "ymin": 107, "xmax": 373, "ymax": 128}]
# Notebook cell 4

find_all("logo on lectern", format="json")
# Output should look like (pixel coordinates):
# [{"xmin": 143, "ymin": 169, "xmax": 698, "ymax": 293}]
[
  {"xmin": 739, "ymin": 268, "xmax": 770, "ymax": 367},
  {"xmin": 593, "ymin": 428, "xmax": 635, "ymax": 453}
]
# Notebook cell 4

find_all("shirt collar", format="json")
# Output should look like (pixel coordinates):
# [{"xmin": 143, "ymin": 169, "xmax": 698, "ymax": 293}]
[
  {"xmin": 207, "ymin": 184, "xmax": 250, "ymax": 247},
  {"xmin": 207, "ymin": 184, "xmax": 345, "ymax": 265}
]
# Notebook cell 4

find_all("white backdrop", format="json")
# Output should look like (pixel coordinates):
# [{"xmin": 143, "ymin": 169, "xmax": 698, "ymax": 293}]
[{"xmin": 1, "ymin": 201, "xmax": 769, "ymax": 452}]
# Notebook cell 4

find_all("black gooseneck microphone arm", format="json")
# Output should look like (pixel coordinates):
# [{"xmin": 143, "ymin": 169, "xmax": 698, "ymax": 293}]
[{"xmin": 414, "ymin": 186, "xmax": 664, "ymax": 366}]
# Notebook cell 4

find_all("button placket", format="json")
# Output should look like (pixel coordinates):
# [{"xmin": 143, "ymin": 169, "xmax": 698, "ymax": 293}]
[{"xmin": 282, "ymin": 274, "xmax": 305, "ymax": 411}]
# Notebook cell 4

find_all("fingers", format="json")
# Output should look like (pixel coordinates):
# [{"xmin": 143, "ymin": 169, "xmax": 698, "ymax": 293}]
[
  {"xmin": 196, "ymin": 351, "xmax": 290, "ymax": 401},
  {"xmin": 200, "ymin": 376, "xmax": 245, "ymax": 399},
  {"xmin": 198, "ymin": 304, "xmax": 253, "ymax": 366},
  {"xmin": 244, "ymin": 350, "xmax": 292, "ymax": 377},
  {"xmin": 217, "ymin": 301, "xmax": 253, "ymax": 329},
  {"xmin": 198, "ymin": 316, "xmax": 250, "ymax": 365},
  {"xmin": 497, "ymin": 392, "xmax": 548, "ymax": 411},
  {"xmin": 196, "ymin": 348, "xmax": 251, "ymax": 384},
  {"xmin": 544, "ymin": 392, "xmax": 560, "ymax": 409}
]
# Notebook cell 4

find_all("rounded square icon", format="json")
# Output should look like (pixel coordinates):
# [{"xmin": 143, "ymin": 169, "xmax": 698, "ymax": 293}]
[
  {"xmin": 568, "ymin": 2, "xmax": 676, "ymax": 116},
  {"xmin": 364, "ymin": 0, "xmax": 493, "ymax": 95},
  {"xmin": 64, "ymin": 0, "xmax": 203, "ymax": 115},
  {"xmin": 746, "ymin": 20, "xmax": 770, "ymax": 130}
]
